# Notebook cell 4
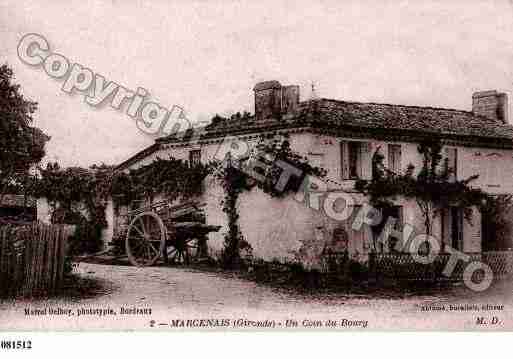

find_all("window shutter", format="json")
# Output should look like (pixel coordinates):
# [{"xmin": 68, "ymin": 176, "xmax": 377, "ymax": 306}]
[
  {"xmin": 396, "ymin": 145, "xmax": 402, "ymax": 172},
  {"xmin": 387, "ymin": 146, "xmax": 393, "ymax": 172},
  {"xmin": 341, "ymin": 141, "xmax": 349, "ymax": 179},
  {"xmin": 360, "ymin": 142, "xmax": 373, "ymax": 180},
  {"xmin": 463, "ymin": 208, "xmax": 481, "ymax": 252},
  {"xmin": 388, "ymin": 144, "xmax": 402, "ymax": 173},
  {"xmin": 485, "ymin": 153, "xmax": 501, "ymax": 187},
  {"xmin": 449, "ymin": 207, "xmax": 464, "ymax": 251},
  {"xmin": 441, "ymin": 209, "xmax": 448, "ymax": 248},
  {"xmin": 445, "ymin": 148, "xmax": 457, "ymax": 181}
]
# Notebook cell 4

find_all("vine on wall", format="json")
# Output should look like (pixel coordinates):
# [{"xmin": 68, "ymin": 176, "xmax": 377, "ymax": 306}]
[
  {"xmin": 34, "ymin": 131, "xmax": 326, "ymax": 263},
  {"xmin": 34, "ymin": 157, "xmax": 211, "ymax": 255},
  {"xmin": 215, "ymin": 164, "xmax": 250, "ymax": 268},
  {"xmin": 355, "ymin": 138, "xmax": 489, "ymax": 245},
  {"xmin": 214, "ymin": 134, "xmax": 326, "ymax": 268},
  {"xmin": 110, "ymin": 157, "xmax": 211, "ymax": 208}
]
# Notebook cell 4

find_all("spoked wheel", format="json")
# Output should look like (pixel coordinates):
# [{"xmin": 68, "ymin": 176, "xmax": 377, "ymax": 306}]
[
  {"xmin": 166, "ymin": 237, "xmax": 201, "ymax": 265},
  {"xmin": 126, "ymin": 212, "xmax": 166, "ymax": 267}
]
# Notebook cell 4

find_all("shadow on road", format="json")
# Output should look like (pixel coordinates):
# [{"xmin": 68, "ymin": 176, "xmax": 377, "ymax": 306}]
[{"xmin": 50, "ymin": 274, "xmax": 117, "ymax": 301}]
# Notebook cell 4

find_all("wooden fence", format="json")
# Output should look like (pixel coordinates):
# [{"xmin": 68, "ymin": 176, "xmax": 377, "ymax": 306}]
[{"xmin": 0, "ymin": 222, "xmax": 68, "ymax": 298}]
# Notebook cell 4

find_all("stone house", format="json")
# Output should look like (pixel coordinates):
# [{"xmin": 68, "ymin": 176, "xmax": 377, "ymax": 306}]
[{"xmin": 111, "ymin": 82, "xmax": 513, "ymax": 268}]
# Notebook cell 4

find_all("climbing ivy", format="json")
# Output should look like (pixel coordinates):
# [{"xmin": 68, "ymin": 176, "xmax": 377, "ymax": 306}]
[
  {"xmin": 355, "ymin": 138, "xmax": 489, "ymax": 237},
  {"xmin": 110, "ymin": 157, "xmax": 212, "ymax": 208},
  {"xmin": 215, "ymin": 163, "xmax": 249, "ymax": 268},
  {"xmin": 33, "ymin": 157, "xmax": 211, "ymax": 255},
  {"xmin": 33, "ymin": 130, "xmax": 325, "ymax": 263},
  {"xmin": 213, "ymin": 134, "xmax": 326, "ymax": 268}
]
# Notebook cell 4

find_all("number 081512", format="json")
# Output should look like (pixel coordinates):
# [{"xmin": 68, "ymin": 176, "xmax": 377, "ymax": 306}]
[{"xmin": 1, "ymin": 340, "xmax": 32, "ymax": 350}]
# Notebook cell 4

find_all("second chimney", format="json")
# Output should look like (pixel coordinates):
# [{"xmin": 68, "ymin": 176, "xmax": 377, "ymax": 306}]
[{"xmin": 472, "ymin": 90, "xmax": 508, "ymax": 124}]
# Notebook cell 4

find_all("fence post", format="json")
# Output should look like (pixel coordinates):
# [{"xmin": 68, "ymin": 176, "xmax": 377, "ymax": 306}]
[
  {"xmin": 33, "ymin": 223, "xmax": 42, "ymax": 295},
  {"xmin": 6, "ymin": 229, "xmax": 13, "ymax": 297},
  {"xmin": 51, "ymin": 225, "xmax": 61, "ymax": 292},
  {"xmin": 46, "ymin": 225, "xmax": 55, "ymax": 294},
  {"xmin": 28, "ymin": 223, "xmax": 39, "ymax": 297},
  {"xmin": 56, "ymin": 225, "xmax": 66, "ymax": 288},
  {"xmin": 0, "ymin": 227, "xmax": 6, "ymax": 297}
]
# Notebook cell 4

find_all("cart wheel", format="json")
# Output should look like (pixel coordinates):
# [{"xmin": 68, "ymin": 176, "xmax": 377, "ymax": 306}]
[
  {"xmin": 166, "ymin": 237, "xmax": 201, "ymax": 265},
  {"xmin": 126, "ymin": 212, "xmax": 166, "ymax": 267}
]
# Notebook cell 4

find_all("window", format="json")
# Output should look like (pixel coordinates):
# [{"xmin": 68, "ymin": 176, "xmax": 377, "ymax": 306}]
[
  {"xmin": 450, "ymin": 207, "xmax": 463, "ymax": 251},
  {"xmin": 341, "ymin": 141, "xmax": 362, "ymax": 179},
  {"xmin": 388, "ymin": 144, "xmax": 402, "ymax": 173},
  {"xmin": 482, "ymin": 198, "xmax": 498, "ymax": 251},
  {"xmin": 189, "ymin": 149, "xmax": 201, "ymax": 167},
  {"xmin": 341, "ymin": 141, "xmax": 373, "ymax": 180},
  {"xmin": 445, "ymin": 148, "xmax": 457, "ymax": 181},
  {"xmin": 348, "ymin": 142, "xmax": 360, "ymax": 179},
  {"xmin": 442, "ymin": 207, "xmax": 463, "ymax": 251}
]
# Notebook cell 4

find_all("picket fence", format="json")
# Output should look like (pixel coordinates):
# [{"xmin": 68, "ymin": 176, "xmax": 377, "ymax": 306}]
[
  {"xmin": 321, "ymin": 250, "xmax": 513, "ymax": 284},
  {"xmin": 0, "ymin": 222, "xmax": 69, "ymax": 298},
  {"xmin": 368, "ymin": 251, "xmax": 513, "ymax": 283}
]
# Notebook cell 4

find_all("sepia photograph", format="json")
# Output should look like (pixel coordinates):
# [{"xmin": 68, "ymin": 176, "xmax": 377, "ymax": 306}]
[{"xmin": 1, "ymin": 0, "xmax": 513, "ymax": 345}]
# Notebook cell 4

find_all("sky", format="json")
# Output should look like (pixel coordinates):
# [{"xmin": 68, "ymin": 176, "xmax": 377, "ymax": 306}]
[{"xmin": 2, "ymin": 0, "xmax": 513, "ymax": 167}]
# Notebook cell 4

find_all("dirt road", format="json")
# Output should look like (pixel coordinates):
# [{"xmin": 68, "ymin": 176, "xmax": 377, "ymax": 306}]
[{"xmin": 1, "ymin": 263, "xmax": 511, "ymax": 330}]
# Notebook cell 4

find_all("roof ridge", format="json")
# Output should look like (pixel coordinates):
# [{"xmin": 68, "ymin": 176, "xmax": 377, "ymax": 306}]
[{"xmin": 306, "ymin": 97, "xmax": 476, "ymax": 115}]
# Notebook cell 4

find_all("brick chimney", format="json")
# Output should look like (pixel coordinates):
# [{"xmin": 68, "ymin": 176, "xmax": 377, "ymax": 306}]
[
  {"xmin": 254, "ymin": 80, "xmax": 299, "ymax": 121},
  {"xmin": 472, "ymin": 90, "xmax": 508, "ymax": 124}
]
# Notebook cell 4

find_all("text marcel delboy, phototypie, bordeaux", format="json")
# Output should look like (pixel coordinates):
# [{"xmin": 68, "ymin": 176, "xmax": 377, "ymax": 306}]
[{"xmin": 24, "ymin": 306, "xmax": 151, "ymax": 317}]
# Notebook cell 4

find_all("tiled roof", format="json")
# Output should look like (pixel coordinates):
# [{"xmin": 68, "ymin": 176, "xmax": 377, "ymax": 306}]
[
  {"xmin": 118, "ymin": 97, "xmax": 513, "ymax": 170},
  {"xmin": 161, "ymin": 98, "xmax": 513, "ymax": 144},
  {"xmin": 307, "ymin": 99, "xmax": 513, "ymax": 141}
]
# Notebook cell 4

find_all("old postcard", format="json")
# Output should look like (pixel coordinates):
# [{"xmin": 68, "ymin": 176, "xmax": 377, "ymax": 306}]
[{"xmin": 1, "ymin": 0, "xmax": 513, "ymax": 335}]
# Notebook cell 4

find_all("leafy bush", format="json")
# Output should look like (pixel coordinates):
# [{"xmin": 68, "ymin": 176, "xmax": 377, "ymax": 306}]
[{"xmin": 68, "ymin": 219, "xmax": 104, "ymax": 255}]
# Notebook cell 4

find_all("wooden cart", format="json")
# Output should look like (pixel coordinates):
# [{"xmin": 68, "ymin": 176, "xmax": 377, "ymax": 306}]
[{"xmin": 121, "ymin": 200, "xmax": 220, "ymax": 267}]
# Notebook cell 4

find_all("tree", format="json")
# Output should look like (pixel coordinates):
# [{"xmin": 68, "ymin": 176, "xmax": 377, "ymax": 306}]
[{"xmin": 0, "ymin": 63, "xmax": 49, "ymax": 201}]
